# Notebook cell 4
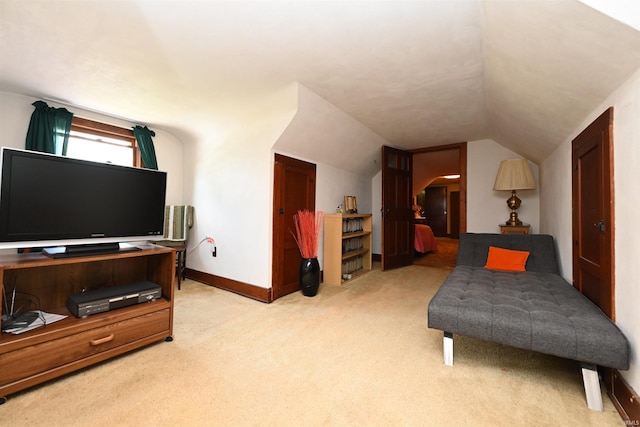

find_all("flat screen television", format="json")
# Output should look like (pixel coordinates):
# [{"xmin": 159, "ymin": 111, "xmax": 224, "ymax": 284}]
[{"xmin": 0, "ymin": 147, "xmax": 167, "ymax": 257}]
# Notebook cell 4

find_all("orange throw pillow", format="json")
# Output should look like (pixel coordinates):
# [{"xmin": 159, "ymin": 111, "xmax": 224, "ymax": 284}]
[{"xmin": 484, "ymin": 246, "xmax": 530, "ymax": 272}]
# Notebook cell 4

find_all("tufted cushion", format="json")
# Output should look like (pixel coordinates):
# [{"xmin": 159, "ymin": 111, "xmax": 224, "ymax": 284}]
[
  {"xmin": 428, "ymin": 234, "xmax": 630, "ymax": 370},
  {"xmin": 456, "ymin": 233, "xmax": 559, "ymax": 274}
]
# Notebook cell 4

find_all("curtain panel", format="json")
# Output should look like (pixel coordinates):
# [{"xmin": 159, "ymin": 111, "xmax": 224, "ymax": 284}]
[
  {"xmin": 133, "ymin": 125, "xmax": 158, "ymax": 170},
  {"xmin": 25, "ymin": 101, "xmax": 74, "ymax": 155}
]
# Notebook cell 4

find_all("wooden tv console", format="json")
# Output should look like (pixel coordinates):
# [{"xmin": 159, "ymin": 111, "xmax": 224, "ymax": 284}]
[{"xmin": 0, "ymin": 246, "xmax": 175, "ymax": 402}]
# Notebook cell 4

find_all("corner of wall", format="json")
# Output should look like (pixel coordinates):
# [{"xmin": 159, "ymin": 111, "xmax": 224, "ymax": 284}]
[{"xmin": 466, "ymin": 139, "xmax": 540, "ymax": 234}]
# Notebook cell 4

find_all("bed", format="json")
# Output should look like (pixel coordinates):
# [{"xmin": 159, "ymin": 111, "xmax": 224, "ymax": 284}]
[{"xmin": 414, "ymin": 224, "xmax": 438, "ymax": 253}]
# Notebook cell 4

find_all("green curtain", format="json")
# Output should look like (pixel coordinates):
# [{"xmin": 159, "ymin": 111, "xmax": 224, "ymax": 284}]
[
  {"xmin": 133, "ymin": 125, "xmax": 158, "ymax": 170},
  {"xmin": 25, "ymin": 101, "xmax": 74, "ymax": 155}
]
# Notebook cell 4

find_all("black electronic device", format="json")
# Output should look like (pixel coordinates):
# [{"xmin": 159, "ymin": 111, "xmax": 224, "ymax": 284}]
[
  {"xmin": 0, "ymin": 147, "xmax": 167, "ymax": 257},
  {"xmin": 1, "ymin": 280, "xmax": 41, "ymax": 331},
  {"xmin": 1, "ymin": 311, "xmax": 39, "ymax": 331},
  {"xmin": 67, "ymin": 281, "xmax": 162, "ymax": 318}
]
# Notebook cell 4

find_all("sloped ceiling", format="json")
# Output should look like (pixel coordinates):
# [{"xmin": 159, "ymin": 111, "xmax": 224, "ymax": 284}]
[{"xmin": 1, "ymin": 1, "xmax": 639, "ymax": 174}]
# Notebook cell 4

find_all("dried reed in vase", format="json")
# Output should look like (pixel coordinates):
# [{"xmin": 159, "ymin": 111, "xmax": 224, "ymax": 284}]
[{"xmin": 291, "ymin": 210, "xmax": 324, "ymax": 259}]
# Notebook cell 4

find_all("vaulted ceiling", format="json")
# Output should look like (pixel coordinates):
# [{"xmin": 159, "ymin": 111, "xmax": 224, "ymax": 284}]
[{"xmin": 1, "ymin": 1, "xmax": 639, "ymax": 170}]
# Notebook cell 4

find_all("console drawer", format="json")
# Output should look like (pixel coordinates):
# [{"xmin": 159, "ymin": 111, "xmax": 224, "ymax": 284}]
[{"xmin": 0, "ymin": 309, "xmax": 170, "ymax": 386}]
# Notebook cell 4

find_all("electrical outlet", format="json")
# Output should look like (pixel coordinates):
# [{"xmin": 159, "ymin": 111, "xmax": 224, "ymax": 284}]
[{"xmin": 206, "ymin": 236, "xmax": 216, "ymax": 257}]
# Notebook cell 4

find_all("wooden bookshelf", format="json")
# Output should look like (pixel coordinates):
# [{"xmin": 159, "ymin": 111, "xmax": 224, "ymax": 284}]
[{"xmin": 323, "ymin": 214, "xmax": 372, "ymax": 286}]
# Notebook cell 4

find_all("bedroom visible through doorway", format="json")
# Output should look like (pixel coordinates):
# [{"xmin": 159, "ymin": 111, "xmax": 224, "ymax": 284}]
[{"xmin": 411, "ymin": 143, "xmax": 466, "ymax": 269}]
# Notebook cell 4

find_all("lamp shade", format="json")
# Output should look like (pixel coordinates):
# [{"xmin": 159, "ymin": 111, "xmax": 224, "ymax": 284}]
[{"xmin": 493, "ymin": 159, "xmax": 536, "ymax": 191}]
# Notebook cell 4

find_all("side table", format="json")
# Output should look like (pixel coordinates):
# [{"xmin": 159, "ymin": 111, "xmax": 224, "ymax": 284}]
[
  {"xmin": 158, "ymin": 241, "xmax": 187, "ymax": 289},
  {"xmin": 499, "ymin": 224, "xmax": 530, "ymax": 234}
]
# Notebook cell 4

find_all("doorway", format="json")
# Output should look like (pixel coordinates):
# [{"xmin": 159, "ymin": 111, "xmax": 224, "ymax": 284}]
[
  {"xmin": 381, "ymin": 143, "xmax": 466, "ymax": 269},
  {"xmin": 410, "ymin": 144, "xmax": 466, "ymax": 267},
  {"xmin": 412, "ymin": 145, "xmax": 466, "ymax": 235}
]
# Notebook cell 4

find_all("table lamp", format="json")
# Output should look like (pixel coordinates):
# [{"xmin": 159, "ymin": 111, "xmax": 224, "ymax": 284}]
[{"xmin": 493, "ymin": 159, "xmax": 536, "ymax": 226}]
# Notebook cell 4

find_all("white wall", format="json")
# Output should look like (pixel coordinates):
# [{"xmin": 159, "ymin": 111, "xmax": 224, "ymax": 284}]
[
  {"xmin": 540, "ymin": 67, "xmax": 640, "ymax": 393},
  {"xmin": 274, "ymin": 84, "xmax": 387, "ymax": 178},
  {"xmin": 539, "ymin": 141, "xmax": 573, "ymax": 278},
  {"xmin": 0, "ymin": 86, "xmax": 384, "ymax": 292},
  {"xmin": 185, "ymin": 83, "xmax": 384, "ymax": 288},
  {"xmin": 0, "ymin": 92, "xmax": 33, "ymax": 147},
  {"xmin": 467, "ymin": 139, "xmax": 540, "ymax": 233},
  {"xmin": 316, "ymin": 162, "xmax": 372, "ymax": 216},
  {"xmin": 183, "ymin": 85, "xmax": 298, "ymax": 289},
  {"xmin": 185, "ymin": 82, "xmax": 380, "ymax": 289}
]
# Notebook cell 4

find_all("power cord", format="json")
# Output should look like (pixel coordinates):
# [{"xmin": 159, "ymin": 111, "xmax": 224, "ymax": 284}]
[{"xmin": 189, "ymin": 236, "xmax": 217, "ymax": 257}]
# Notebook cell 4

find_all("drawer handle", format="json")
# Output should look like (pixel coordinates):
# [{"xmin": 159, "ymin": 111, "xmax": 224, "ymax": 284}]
[{"xmin": 90, "ymin": 334, "xmax": 115, "ymax": 346}]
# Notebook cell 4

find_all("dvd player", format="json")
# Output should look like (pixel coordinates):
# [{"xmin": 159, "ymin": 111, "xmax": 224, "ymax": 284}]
[{"xmin": 67, "ymin": 281, "xmax": 162, "ymax": 318}]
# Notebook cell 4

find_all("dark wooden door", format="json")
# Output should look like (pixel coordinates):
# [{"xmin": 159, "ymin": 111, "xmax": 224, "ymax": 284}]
[
  {"xmin": 381, "ymin": 145, "xmax": 413, "ymax": 270},
  {"xmin": 572, "ymin": 107, "xmax": 614, "ymax": 319},
  {"xmin": 272, "ymin": 154, "xmax": 316, "ymax": 300},
  {"xmin": 450, "ymin": 191, "xmax": 460, "ymax": 239},
  {"xmin": 424, "ymin": 186, "xmax": 447, "ymax": 237}
]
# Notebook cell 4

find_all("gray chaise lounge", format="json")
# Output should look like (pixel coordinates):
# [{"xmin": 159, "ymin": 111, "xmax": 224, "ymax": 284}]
[{"xmin": 427, "ymin": 233, "xmax": 629, "ymax": 411}]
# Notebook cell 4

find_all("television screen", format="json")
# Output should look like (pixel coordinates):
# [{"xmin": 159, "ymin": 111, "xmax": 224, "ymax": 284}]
[{"xmin": 0, "ymin": 147, "xmax": 167, "ymax": 256}]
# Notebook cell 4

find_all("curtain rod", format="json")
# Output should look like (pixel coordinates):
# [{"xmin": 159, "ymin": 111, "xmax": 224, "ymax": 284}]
[{"xmin": 42, "ymin": 96, "xmax": 148, "ymax": 129}]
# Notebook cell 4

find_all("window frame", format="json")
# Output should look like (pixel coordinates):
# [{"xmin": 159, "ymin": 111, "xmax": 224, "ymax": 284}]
[{"xmin": 69, "ymin": 117, "xmax": 142, "ymax": 167}]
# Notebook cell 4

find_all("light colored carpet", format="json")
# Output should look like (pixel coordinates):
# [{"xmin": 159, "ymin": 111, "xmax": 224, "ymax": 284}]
[{"xmin": 5, "ymin": 265, "xmax": 624, "ymax": 426}]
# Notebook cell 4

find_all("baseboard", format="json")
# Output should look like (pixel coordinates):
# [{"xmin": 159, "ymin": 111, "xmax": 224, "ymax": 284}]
[
  {"xmin": 605, "ymin": 368, "xmax": 640, "ymax": 424},
  {"xmin": 185, "ymin": 268, "xmax": 271, "ymax": 303}
]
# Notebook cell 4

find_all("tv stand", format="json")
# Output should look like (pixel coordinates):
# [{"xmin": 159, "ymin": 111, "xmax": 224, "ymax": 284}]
[
  {"xmin": 43, "ymin": 242, "xmax": 141, "ymax": 258},
  {"xmin": 0, "ymin": 246, "xmax": 175, "ymax": 401}
]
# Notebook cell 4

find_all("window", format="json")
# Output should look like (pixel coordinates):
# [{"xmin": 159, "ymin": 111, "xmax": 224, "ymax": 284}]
[{"xmin": 66, "ymin": 117, "xmax": 141, "ymax": 167}]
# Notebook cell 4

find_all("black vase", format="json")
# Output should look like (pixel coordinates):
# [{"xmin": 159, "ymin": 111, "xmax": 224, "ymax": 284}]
[{"xmin": 300, "ymin": 257, "xmax": 320, "ymax": 297}]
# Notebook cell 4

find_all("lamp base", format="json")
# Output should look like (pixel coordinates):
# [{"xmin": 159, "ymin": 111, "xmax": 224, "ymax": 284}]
[{"xmin": 505, "ymin": 211, "xmax": 523, "ymax": 226}]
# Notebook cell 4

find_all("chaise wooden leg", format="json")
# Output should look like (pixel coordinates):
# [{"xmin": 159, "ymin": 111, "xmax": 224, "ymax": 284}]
[
  {"xmin": 581, "ymin": 363, "xmax": 604, "ymax": 411},
  {"xmin": 443, "ymin": 331, "xmax": 453, "ymax": 366}
]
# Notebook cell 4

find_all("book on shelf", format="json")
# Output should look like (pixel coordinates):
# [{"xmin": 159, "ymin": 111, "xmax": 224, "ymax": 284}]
[
  {"xmin": 341, "ymin": 255, "xmax": 364, "ymax": 277},
  {"xmin": 342, "ymin": 218, "xmax": 364, "ymax": 234},
  {"xmin": 342, "ymin": 236, "xmax": 364, "ymax": 254}
]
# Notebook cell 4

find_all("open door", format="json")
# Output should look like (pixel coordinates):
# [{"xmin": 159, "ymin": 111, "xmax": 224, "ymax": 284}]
[{"xmin": 381, "ymin": 146, "xmax": 413, "ymax": 270}]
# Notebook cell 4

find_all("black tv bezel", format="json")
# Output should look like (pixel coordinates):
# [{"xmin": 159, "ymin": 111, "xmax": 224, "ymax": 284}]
[{"xmin": 0, "ymin": 147, "xmax": 167, "ymax": 257}]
